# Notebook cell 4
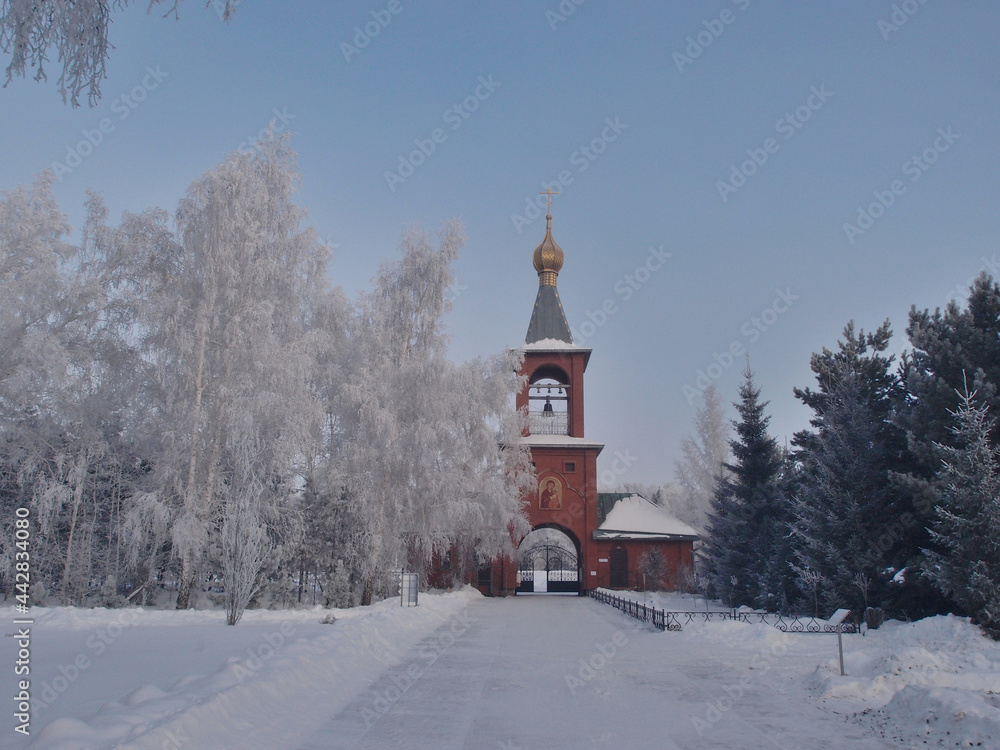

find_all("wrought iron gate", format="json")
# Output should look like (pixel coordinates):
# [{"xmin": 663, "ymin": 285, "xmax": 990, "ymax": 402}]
[{"xmin": 517, "ymin": 540, "xmax": 579, "ymax": 594}]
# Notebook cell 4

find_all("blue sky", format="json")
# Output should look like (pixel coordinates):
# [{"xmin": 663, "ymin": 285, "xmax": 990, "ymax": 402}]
[{"xmin": 2, "ymin": 0, "xmax": 999, "ymax": 485}]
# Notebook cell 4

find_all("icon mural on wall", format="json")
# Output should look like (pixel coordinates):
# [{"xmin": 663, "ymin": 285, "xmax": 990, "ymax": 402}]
[{"xmin": 538, "ymin": 476, "xmax": 562, "ymax": 510}]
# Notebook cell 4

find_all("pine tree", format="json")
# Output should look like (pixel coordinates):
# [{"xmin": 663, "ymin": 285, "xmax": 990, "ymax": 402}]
[
  {"xmin": 703, "ymin": 366, "xmax": 785, "ymax": 609},
  {"xmin": 924, "ymin": 390, "xmax": 1000, "ymax": 639}
]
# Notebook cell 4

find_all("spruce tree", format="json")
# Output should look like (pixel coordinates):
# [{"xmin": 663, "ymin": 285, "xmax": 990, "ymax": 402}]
[
  {"xmin": 703, "ymin": 366, "xmax": 785, "ymax": 609},
  {"xmin": 790, "ymin": 322, "xmax": 919, "ymax": 616},
  {"xmin": 900, "ymin": 275, "xmax": 1000, "ymax": 615},
  {"xmin": 903, "ymin": 272, "xmax": 1000, "ymax": 462},
  {"xmin": 924, "ymin": 390, "xmax": 1000, "ymax": 639},
  {"xmin": 792, "ymin": 370, "xmax": 897, "ymax": 614}
]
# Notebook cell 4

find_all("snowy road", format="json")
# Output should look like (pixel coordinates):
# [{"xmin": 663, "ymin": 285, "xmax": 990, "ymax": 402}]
[{"xmin": 297, "ymin": 594, "xmax": 891, "ymax": 750}]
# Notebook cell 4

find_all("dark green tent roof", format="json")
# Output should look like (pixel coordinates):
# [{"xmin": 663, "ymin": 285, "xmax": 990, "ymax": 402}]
[{"xmin": 525, "ymin": 284, "xmax": 573, "ymax": 344}]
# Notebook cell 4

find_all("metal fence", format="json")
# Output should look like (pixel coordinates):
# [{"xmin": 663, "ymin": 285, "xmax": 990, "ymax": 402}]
[
  {"xmin": 589, "ymin": 589, "xmax": 857, "ymax": 634},
  {"xmin": 519, "ymin": 569, "xmax": 578, "ymax": 582},
  {"xmin": 528, "ymin": 411, "xmax": 569, "ymax": 435}
]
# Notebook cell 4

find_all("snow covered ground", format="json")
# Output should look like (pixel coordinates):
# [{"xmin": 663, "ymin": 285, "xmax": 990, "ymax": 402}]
[
  {"xmin": 3, "ymin": 590, "xmax": 998, "ymax": 748},
  {"xmin": 815, "ymin": 616, "xmax": 1000, "ymax": 748},
  {"xmin": 605, "ymin": 588, "xmax": 1000, "ymax": 748},
  {"xmin": 2, "ymin": 590, "xmax": 480, "ymax": 749}
]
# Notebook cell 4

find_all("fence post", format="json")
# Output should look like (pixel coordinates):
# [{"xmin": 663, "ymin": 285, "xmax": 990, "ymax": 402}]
[{"xmin": 838, "ymin": 625, "xmax": 846, "ymax": 676}]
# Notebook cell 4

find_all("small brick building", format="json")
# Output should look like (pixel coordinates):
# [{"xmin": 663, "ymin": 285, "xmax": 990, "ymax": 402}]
[{"xmin": 471, "ymin": 209, "xmax": 697, "ymax": 596}]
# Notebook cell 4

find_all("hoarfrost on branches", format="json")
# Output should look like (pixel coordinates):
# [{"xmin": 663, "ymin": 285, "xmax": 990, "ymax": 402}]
[{"xmin": 0, "ymin": 0, "xmax": 238, "ymax": 107}]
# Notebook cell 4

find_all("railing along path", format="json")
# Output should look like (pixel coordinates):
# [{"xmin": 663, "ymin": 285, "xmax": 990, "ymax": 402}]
[{"xmin": 589, "ymin": 589, "xmax": 857, "ymax": 634}]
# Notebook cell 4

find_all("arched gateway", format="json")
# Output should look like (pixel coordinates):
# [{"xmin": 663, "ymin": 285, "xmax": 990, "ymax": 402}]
[{"xmin": 516, "ymin": 526, "xmax": 581, "ymax": 594}]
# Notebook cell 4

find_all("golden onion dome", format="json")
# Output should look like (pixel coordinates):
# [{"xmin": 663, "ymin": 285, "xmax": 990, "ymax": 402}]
[{"xmin": 532, "ymin": 215, "xmax": 564, "ymax": 286}]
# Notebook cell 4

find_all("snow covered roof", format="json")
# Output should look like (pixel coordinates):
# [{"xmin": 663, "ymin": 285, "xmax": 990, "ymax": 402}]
[
  {"xmin": 593, "ymin": 494, "xmax": 699, "ymax": 540},
  {"xmin": 519, "ymin": 434, "xmax": 605, "ymax": 451},
  {"xmin": 522, "ymin": 338, "xmax": 591, "ymax": 352}
]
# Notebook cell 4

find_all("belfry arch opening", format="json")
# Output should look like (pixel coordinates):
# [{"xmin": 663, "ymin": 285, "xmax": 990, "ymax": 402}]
[
  {"xmin": 527, "ymin": 366, "xmax": 570, "ymax": 436},
  {"xmin": 516, "ymin": 525, "xmax": 581, "ymax": 594}
]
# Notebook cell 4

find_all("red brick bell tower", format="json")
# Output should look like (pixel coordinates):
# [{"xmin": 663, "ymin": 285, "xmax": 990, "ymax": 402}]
[
  {"xmin": 506, "ymin": 201, "xmax": 604, "ymax": 594},
  {"xmin": 464, "ymin": 199, "xmax": 695, "ymax": 597}
]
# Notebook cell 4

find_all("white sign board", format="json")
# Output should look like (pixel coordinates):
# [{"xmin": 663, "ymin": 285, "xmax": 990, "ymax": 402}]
[{"xmin": 828, "ymin": 608, "xmax": 851, "ymax": 627}]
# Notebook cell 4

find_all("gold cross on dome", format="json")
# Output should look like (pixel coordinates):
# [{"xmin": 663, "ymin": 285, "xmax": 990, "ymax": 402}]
[{"xmin": 539, "ymin": 187, "xmax": 559, "ymax": 213}]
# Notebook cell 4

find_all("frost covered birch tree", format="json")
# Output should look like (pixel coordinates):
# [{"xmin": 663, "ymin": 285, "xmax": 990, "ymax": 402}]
[
  {"xmin": 132, "ymin": 133, "xmax": 328, "ymax": 610},
  {"xmin": 0, "ymin": 0, "xmax": 239, "ymax": 106},
  {"xmin": 675, "ymin": 384, "xmax": 730, "ymax": 532},
  {"xmin": 329, "ymin": 224, "xmax": 531, "ymax": 604},
  {"xmin": 1, "ymin": 145, "xmax": 530, "ymax": 613},
  {"xmin": 221, "ymin": 426, "xmax": 269, "ymax": 625},
  {"xmin": 0, "ymin": 174, "xmax": 146, "ymax": 604}
]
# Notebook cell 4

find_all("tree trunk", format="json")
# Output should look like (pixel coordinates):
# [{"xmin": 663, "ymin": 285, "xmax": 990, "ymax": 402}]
[
  {"xmin": 61, "ymin": 454, "xmax": 88, "ymax": 604},
  {"xmin": 176, "ymin": 559, "xmax": 195, "ymax": 609},
  {"xmin": 297, "ymin": 549, "xmax": 304, "ymax": 604},
  {"xmin": 186, "ymin": 329, "xmax": 208, "ymax": 492}
]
